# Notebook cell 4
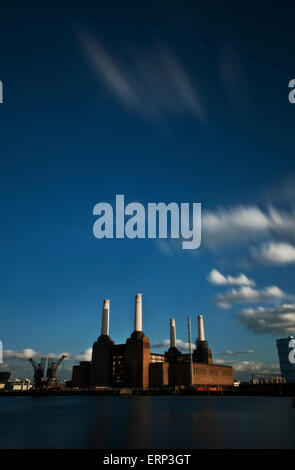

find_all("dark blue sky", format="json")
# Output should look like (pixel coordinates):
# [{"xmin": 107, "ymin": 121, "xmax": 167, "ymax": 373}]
[{"xmin": 1, "ymin": 1, "xmax": 295, "ymax": 380}]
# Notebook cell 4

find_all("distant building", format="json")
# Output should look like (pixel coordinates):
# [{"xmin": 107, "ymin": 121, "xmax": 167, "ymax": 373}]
[
  {"xmin": 72, "ymin": 294, "xmax": 234, "ymax": 389},
  {"xmin": 251, "ymin": 373, "xmax": 286, "ymax": 385},
  {"xmin": 9, "ymin": 379, "xmax": 32, "ymax": 391},
  {"xmin": 72, "ymin": 361, "xmax": 91, "ymax": 388},
  {"xmin": 0, "ymin": 372, "xmax": 10, "ymax": 390},
  {"xmin": 276, "ymin": 337, "xmax": 295, "ymax": 383},
  {"xmin": 2, "ymin": 378, "xmax": 32, "ymax": 391},
  {"xmin": 1, "ymin": 372, "xmax": 34, "ymax": 392}
]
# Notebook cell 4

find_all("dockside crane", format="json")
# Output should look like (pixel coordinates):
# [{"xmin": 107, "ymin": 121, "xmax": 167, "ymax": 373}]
[
  {"xmin": 28, "ymin": 357, "xmax": 46, "ymax": 388},
  {"xmin": 46, "ymin": 355, "xmax": 66, "ymax": 385}
]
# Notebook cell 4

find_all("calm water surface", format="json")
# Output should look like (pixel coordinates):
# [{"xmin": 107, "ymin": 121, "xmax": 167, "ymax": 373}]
[{"xmin": 0, "ymin": 396, "xmax": 294, "ymax": 448}]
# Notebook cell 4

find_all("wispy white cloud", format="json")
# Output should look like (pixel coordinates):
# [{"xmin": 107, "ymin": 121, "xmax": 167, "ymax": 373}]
[
  {"xmin": 215, "ymin": 285, "xmax": 288, "ymax": 309},
  {"xmin": 216, "ymin": 349, "xmax": 254, "ymax": 356},
  {"xmin": 252, "ymin": 241, "xmax": 295, "ymax": 265},
  {"xmin": 75, "ymin": 348, "xmax": 92, "ymax": 362},
  {"xmin": 238, "ymin": 304, "xmax": 295, "ymax": 336},
  {"xmin": 207, "ymin": 268, "xmax": 255, "ymax": 286},
  {"xmin": 155, "ymin": 240, "xmax": 175, "ymax": 256},
  {"xmin": 261, "ymin": 174, "xmax": 295, "ymax": 207},
  {"xmin": 152, "ymin": 339, "xmax": 195, "ymax": 351},
  {"xmin": 214, "ymin": 358, "xmax": 279, "ymax": 375},
  {"xmin": 77, "ymin": 28, "xmax": 205, "ymax": 124},
  {"xmin": 4, "ymin": 349, "xmax": 75, "ymax": 362},
  {"xmin": 3, "ymin": 349, "xmax": 40, "ymax": 360},
  {"xmin": 219, "ymin": 43, "xmax": 250, "ymax": 115},
  {"xmin": 203, "ymin": 205, "xmax": 295, "ymax": 247},
  {"xmin": 231, "ymin": 361, "xmax": 279, "ymax": 374}
]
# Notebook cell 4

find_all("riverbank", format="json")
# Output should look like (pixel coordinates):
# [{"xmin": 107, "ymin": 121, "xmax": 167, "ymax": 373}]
[{"xmin": 1, "ymin": 383, "xmax": 295, "ymax": 397}]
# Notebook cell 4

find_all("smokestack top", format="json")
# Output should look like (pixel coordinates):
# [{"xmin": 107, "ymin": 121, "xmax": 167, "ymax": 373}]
[
  {"xmin": 170, "ymin": 318, "xmax": 176, "ymax": 348},
  {"xmin": 101, "ymin": 299, "xmax": 110, "ymax": 336},
  {"xmin": 134, "ymin": 293, "xmax": 143, "ymax": 332},
  {"xmin": 198, "ymin": 314, "xmax": 205, "ymax": 341}
]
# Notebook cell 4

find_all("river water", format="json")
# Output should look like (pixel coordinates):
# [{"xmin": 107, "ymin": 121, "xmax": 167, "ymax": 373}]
[{"xmin": 0, "ymin": 395, "xmax": 294, "ymax": 448}]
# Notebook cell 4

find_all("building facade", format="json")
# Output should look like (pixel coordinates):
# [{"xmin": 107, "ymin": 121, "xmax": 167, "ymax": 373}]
[{"xmin": 72, "ymin": 294, "xmax": 234, "ymax": 389}]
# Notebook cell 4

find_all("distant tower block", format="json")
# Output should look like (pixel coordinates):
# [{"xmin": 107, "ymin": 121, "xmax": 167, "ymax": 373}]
[
  {"xmin": 91, "ymin": 299, "xmax": 114, "ymax": 387},
  {"xmin": 101, "ymin": 299, "xmax": 110, "ymax": 336},
  {"xmin": 193, "ymin": 314, "xmax": 213, "ymax": 364},
  {"xmin": 276, "ymin": 337, "xmax": 295, "ymax": 383},
  {"xmin": 134, "ymin": 293, "xmax": 142, "ymax": 332}
]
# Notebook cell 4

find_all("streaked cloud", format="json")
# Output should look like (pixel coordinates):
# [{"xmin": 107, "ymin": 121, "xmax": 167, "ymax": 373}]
[
  {"xmin": 207, "ymin": 268, "xmax": 255, "ymax": 286},
  {"xmin": 219, "ymin": 43, "xmax": 250, "ymax": 114},
  {"xmin": 77, "ymin": 28, "xmax": 205, "ymax": 123},
  {"xmin": 75, "ymin": 348, "xmax": 92, "ymax": 362},
  {"xmin": 215, "ymin": 285, "xmax": 288, "ymax": 309},
  {"xmin": 152, "ymin": 339, "xmax": 195, "ymax": 351},
  {"xmin": 203, "ymin": 205, "xmax": 295, "ymax": 247},
  {"xmin": 261, "ymin": 174, "xmax": 295, "ymax": 207},
  {"xmin": 216, "ymin": 349, "xmax": 254, "ymax": 356},
  {"xmin": 231, "ymin": 361, "xmax": 279, "ymax": 374},
  {"xmin": 3, "ymin": 349, "xmax": 40, "ymax": 360},
  {"xmin": 215, "ymin": 359, "xmax": 279, "ymax": 376},
  {"xmin": 155, "ymin": 240, "xmax": 175, "ymax": 256},
  {"xmin": 252, "ymin": 241, "xmax": 295, "ymax": 265},
  {"xmin": 238, "ymin": 304, "xmax": 295, "ymax": 336},
  {"xmin": 4, "ymin": 349, "xmax": 74, "ymax": 362}
]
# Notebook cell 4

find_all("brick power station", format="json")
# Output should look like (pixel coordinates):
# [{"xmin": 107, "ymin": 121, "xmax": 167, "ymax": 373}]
[{"xmin": 72, "ymin": 294, "xmax": 234, "ymax": 389}]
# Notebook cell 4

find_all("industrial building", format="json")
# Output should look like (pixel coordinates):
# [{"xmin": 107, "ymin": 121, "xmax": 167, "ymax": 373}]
[
  {"xmin": 251, "ymin": 373, "xmax": 286, "ymax": 385},
  {"xmin": 71, "ymin": 294, "xmax": 234, "ymax": 389},
  {"xmin": 0, "ymin": 372, "xmax": 33, "ymax": 391},
  {"xmin": 0, "ymin": 372, "xmax": 10, "ymax": 391}
]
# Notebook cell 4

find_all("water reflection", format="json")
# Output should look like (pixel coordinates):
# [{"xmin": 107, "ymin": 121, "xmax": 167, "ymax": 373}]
[{"xmin": 0, "ymin": 396, "xmax": 294, "ymax": 449}]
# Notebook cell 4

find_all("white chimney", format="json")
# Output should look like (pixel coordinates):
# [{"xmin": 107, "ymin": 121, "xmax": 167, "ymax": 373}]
[
  {"xmin": 170, "ymin": 319, "xmax": 176, "ymax": 348},
  {"xmin": 101, "ymin": 299, "xmax": 110, "ymax": 336},
  {"xmin": 134, "ymin": 293, "xmax": 142, "ymax": 332},
  {"xmin": 198, "ymin": 315, "xmax": 205, "ymax": 341}
]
